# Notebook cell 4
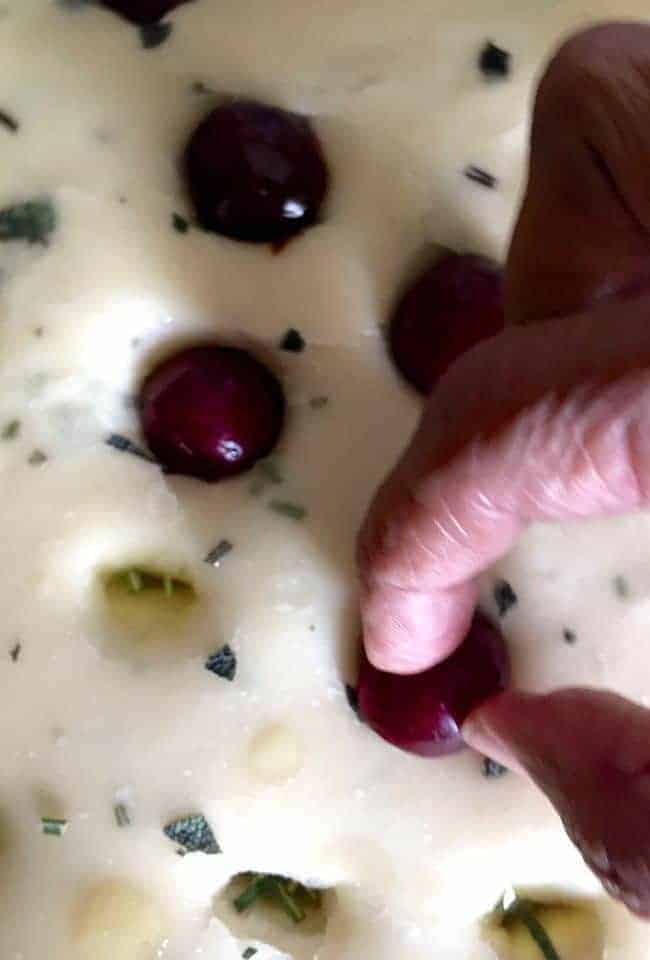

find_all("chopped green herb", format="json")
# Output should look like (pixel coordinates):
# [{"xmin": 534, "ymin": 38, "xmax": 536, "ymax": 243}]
[
  {"xmin": 233, "ymin": 873, "xmax": 322, "ymax": 924},
  {"xmin": 242, "ymin": 949, "xmax": 258, "ymax": 959},
  {"xmin": 562, "ymin": 628, "xmax": 577, "ymax": 645},
  {"xmin": 614, "ymin": 575, "xmax": 630, "ymax": 599},
  {"xmin": 497, "ymin": 895, "xmax": 561, "ymax": 960},
  {"xmin": 114, "ymin": 804, "xmax": 131, "ymax": 828},
  {"xmin": 1, "ymin": 420, "xmax": 20, "ymax": 440},
  {"xmin": 465, "ymin": 165, "xmax": 498, "ymax": 189},
  {"xmin": 494, "ymin": 579, "xmax": 517, "ymax": 617},
  {"xmin": 10, "ymin": 642, "xmax": 21, "ymax": 663},
  {"xmin": 140, "ymin": 21, "xmax": 173, "ymax": 49},
  {"xmin": 127, "ymin": 569, "xmax": 143, "ymax": 593},
  {"xmin": 28, "ymin": 449, "xmax": 47, "ymax": 466},
  {"xmin": 41, "ymin": 817, "xmax": 68, "ymax": 837},
  {"xmin": 110, "ymin": 567, "xmax": 194, "ymax": 600},
  {"xmin": 163, "ymin": 814, "xmax": 220, "ymax": 854},
  {"xmin": 204, "ymin": 539, "xmax": 234, "ymax": 567},
  {"xmin": 482, "ymin": 757, "xmax": 507, "ymax": 778},
  {"xmin": 0, "ymin": 110, "xmax": 19, "ymax": 133},
  {"xmin": 479, "ymin": 41, "xmax": 511, "ymax": 78},
  {"xmin": 205, "ymin": 644, "xmax": 237, "ymax": 681},
  {"xmin": 279, "ymin": 328, "xmax": 306, "ymax": 353},
  {"xmin": 0, "ymin": 199, "xmax": 56, "ymax": 246},
  {"xmin": 106, "ymin": 433, "xmax": 159, "ymax": 465},
  {"xmin": 172, "ymin": 212, "xmax": 189, "ymax": 233},
  {"xmin": 309, "ymin": 395, "xmax": 329, "ymax": 409},
  {"xmin": 269, "ymin": 500, "xmax": 306, "ymax": 521}
]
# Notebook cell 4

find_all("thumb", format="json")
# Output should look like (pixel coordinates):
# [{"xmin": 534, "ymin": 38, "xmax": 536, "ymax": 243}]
[{"xmin": 463, "ymin": 689, "xmax": 650, "ymax": 917}]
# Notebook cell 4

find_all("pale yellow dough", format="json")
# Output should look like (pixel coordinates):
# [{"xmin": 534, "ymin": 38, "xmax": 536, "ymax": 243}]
[{"xmin": 2, "ymin": 1, "xmax": 650, "ymax": 958}]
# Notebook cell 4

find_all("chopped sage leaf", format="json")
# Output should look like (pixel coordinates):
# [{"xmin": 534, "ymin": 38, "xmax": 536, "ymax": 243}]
[
  {"xmin": 191, "ymin": 80, "xmax": 215, "ymax": 95},
  {"xmin": 140, "ymin": 21, "xmax": 173, "ymax": 50},
  {"xmin": 10, "ymin": 642, "xmax": 21, "ymax": 663},
  {"xmin": 279, "ymin": 328, "xmax": 306, "ymax": 353},
  {"xmin": 0, "ymin": 199, "xmax": 56, "ymax": 245},
  {"xmin": 345, "ymin": 684, "xmax": 360, "ymax": 716},
  {"xmin": 28, "ymin": 449, "xmax": 47, "ymax": 466},
  {"xmin": 205, "ymin": 644, "xmax": 237, "ymax": 681},
  {"xmin": 498, "ymin": 895, "xmax": 561, "ymax": 960},
  {"xmin": 614, "ymin": 575, "xmax": 630, "ymax": 599},
  {"xmin": 172, "ymin": 212, "xmax": 189, "ymax": 233},
  {"xmin": 563, "ymin": 628, "xmax": 577, "ymax": 645},
  {"xmin": 114, "ymin": 804, "xmax": 131, "ymax": 828},
  {"xmin": 163, "ymin": 814, "xmax": 220, "ymax": 854},
  {"xmin": 2, "ymin": 419, "xmax": 20, "ymax": 440},
  {"xmin": 204, "ymin": 539, "xmax": 233, "ymax": 567},
  {"xmin": 309, "ymin": 395, "xmax": 329, "ymax": 409},
  {"xmin": 0, "ymin": 110, "xmax": 19, "ymax": 133},
  {"xmin": 269, "ymin": 500, "xmax": 306, "ymax": 521},
  {"xmin": 242, "ymin": 949, "xmax": 258, "ymax": 959},
  {"xmin": 494, "ymin": 579, "xmax": 517, "ymax": 618},
  {"xmin": 41, "ymin": 817, "xmax": 68, "ymax": 837},
  {"xmin": 464, "ymin": 165, "xmax": 498, "ymax": 189},
  {"xmin": 482, "ymin": 757, "xmax": 507, "ymax": 778},
  {"xmin": 106, "ymin": 433, "xmax": 159, "ymax": 465},
  {"xmin": 479, "ymin": 41, "xmax": 511, "ymax": 78},
  {"xmin": 233, "ymin": 873, "xmax": 322, "ymax": 924}
]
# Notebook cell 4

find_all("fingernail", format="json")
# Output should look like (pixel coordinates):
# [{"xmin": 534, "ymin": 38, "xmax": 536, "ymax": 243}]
[{"xmin": 462, "ymin": 709, "xmax": 523, "ymax": 774}]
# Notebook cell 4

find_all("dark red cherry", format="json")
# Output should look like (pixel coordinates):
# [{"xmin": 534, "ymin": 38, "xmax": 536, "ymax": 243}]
[
  {"xmin": 140, "ymin": 346, "xmax": 285, "ymax": 482},
  {"xmin": 389, "ymin": 253, "xmax": 505, "ymax": 395},
  {"xmin": 183, "ymin": 101, "xmax": 329, "ymax": 244},
  {"xmin": 356, "ymin": 612, "xmax": 509, "ymax": 757},
  {"xmin": 101, "ymin": 0, "xmax": 193, "ymax": 24}
]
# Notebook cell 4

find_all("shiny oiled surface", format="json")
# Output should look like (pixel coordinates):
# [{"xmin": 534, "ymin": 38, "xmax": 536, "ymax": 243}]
[{"xmin": 1, "ymin": 1, "xmax": 650, "ymax": 959}]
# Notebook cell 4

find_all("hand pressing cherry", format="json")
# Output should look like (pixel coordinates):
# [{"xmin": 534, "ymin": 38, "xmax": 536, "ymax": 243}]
[
  {"xmin": 356, "ymin": 612, "xmax": 509, "ymax": 757},
  {"xmin": 101, "ymin": 0, "xmax": 193, "ymax": 25},
  {"xmin": 358, "ymin": 23, "xmax": 650, "ymax": 917}
]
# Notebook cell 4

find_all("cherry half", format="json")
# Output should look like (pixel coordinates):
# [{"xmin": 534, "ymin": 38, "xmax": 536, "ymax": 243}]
[
  {"xmin": 140, "ymin": 346, "xmax": 285, "ymax": 482},
  {"xmin": 183, "ymin": 100, "xmax": 329, "ymax": 244},
  {"xmin": 356, "ymin": 612, "xmax": 510, "ymax": 757},
  {"xmin": 101, "ymin": 0, "xmax": 193, "ymax": 24},
  {"xmin": 389, "ymin": 253, "xmax": 505, "ymax": 395}
]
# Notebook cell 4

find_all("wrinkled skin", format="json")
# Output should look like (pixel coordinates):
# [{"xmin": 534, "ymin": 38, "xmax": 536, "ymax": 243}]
[{"xmin": 358, "ymin": 23, "xmax": 650, "ymax": 917}]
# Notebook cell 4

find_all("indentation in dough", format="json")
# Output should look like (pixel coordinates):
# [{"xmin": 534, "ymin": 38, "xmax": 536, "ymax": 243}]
[
  {"xmin": 97, "ymin": 561, "xmax": 199, "ymax": 661},
  {"xmin": 482, "ymin": 891, "xmax": 605, "ymax": 960},
  {"xmin": 248, "ymin": 724, "xmax": 302, "ymax": 784},
  {"xmin": 214, "ymin": 872, "xmax": 335, "ymax": 960},
  {"xmin": 70, "ymin": 877, "xmax": 166, "ymax": 960}
]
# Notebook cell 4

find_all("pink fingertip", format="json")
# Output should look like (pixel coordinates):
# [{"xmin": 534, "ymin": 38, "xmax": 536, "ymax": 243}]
[{"xmin": 360, "ymin": 580, "xmax": 478, "ymax": 674}]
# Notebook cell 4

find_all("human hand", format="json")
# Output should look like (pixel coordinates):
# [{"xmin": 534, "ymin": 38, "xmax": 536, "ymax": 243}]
[{"xmin": 358, "ymin": 22, "xmax": 650, "ymax": 916}]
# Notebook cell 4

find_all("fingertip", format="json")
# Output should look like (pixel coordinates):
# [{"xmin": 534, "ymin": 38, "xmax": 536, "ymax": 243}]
[{"xmin": 360, "ymin": 582, "xmax": 477, "ymax": 674}]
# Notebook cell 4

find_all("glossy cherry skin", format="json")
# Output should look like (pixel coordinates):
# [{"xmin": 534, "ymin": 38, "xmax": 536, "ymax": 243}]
[
  {"xmin": 183, "ymin": 100, "xmax": 329, "ymax": 244},
  {"xmin": 356, "ymin": 612, "xmax": 510, "ymax": 757},
  {"xmin": 389, "ymin": 253, "xmax": 505, "ymax": 395},
  {"xmin": 101, "ymin": 0, "xmax": 193, "ymax": 24},
  {"xmin": 140, "ymin": 346, "xmax": 285, "ymax": 482}
]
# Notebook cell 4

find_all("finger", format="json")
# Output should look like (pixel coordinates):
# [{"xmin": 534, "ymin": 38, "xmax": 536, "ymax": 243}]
[
  {"xmin": 463, "ymin": 689, "xmax": 650, "ymax": 917},
  {"xmin": 359, "ymin": 22, "xmax": 650, "ymax": 673},
  {"xmin": 508, "ymin": 22, "xmax": 650, "ymax": 325},
  {"xmin": 359, "ymin": 289, "xmax": 650, "ymax": 673}
]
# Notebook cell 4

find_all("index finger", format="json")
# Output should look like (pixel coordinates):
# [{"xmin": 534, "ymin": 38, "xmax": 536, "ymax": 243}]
[{"xmin": 358, "ymin": 23, "xmax": 650, "ymax": 673}]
